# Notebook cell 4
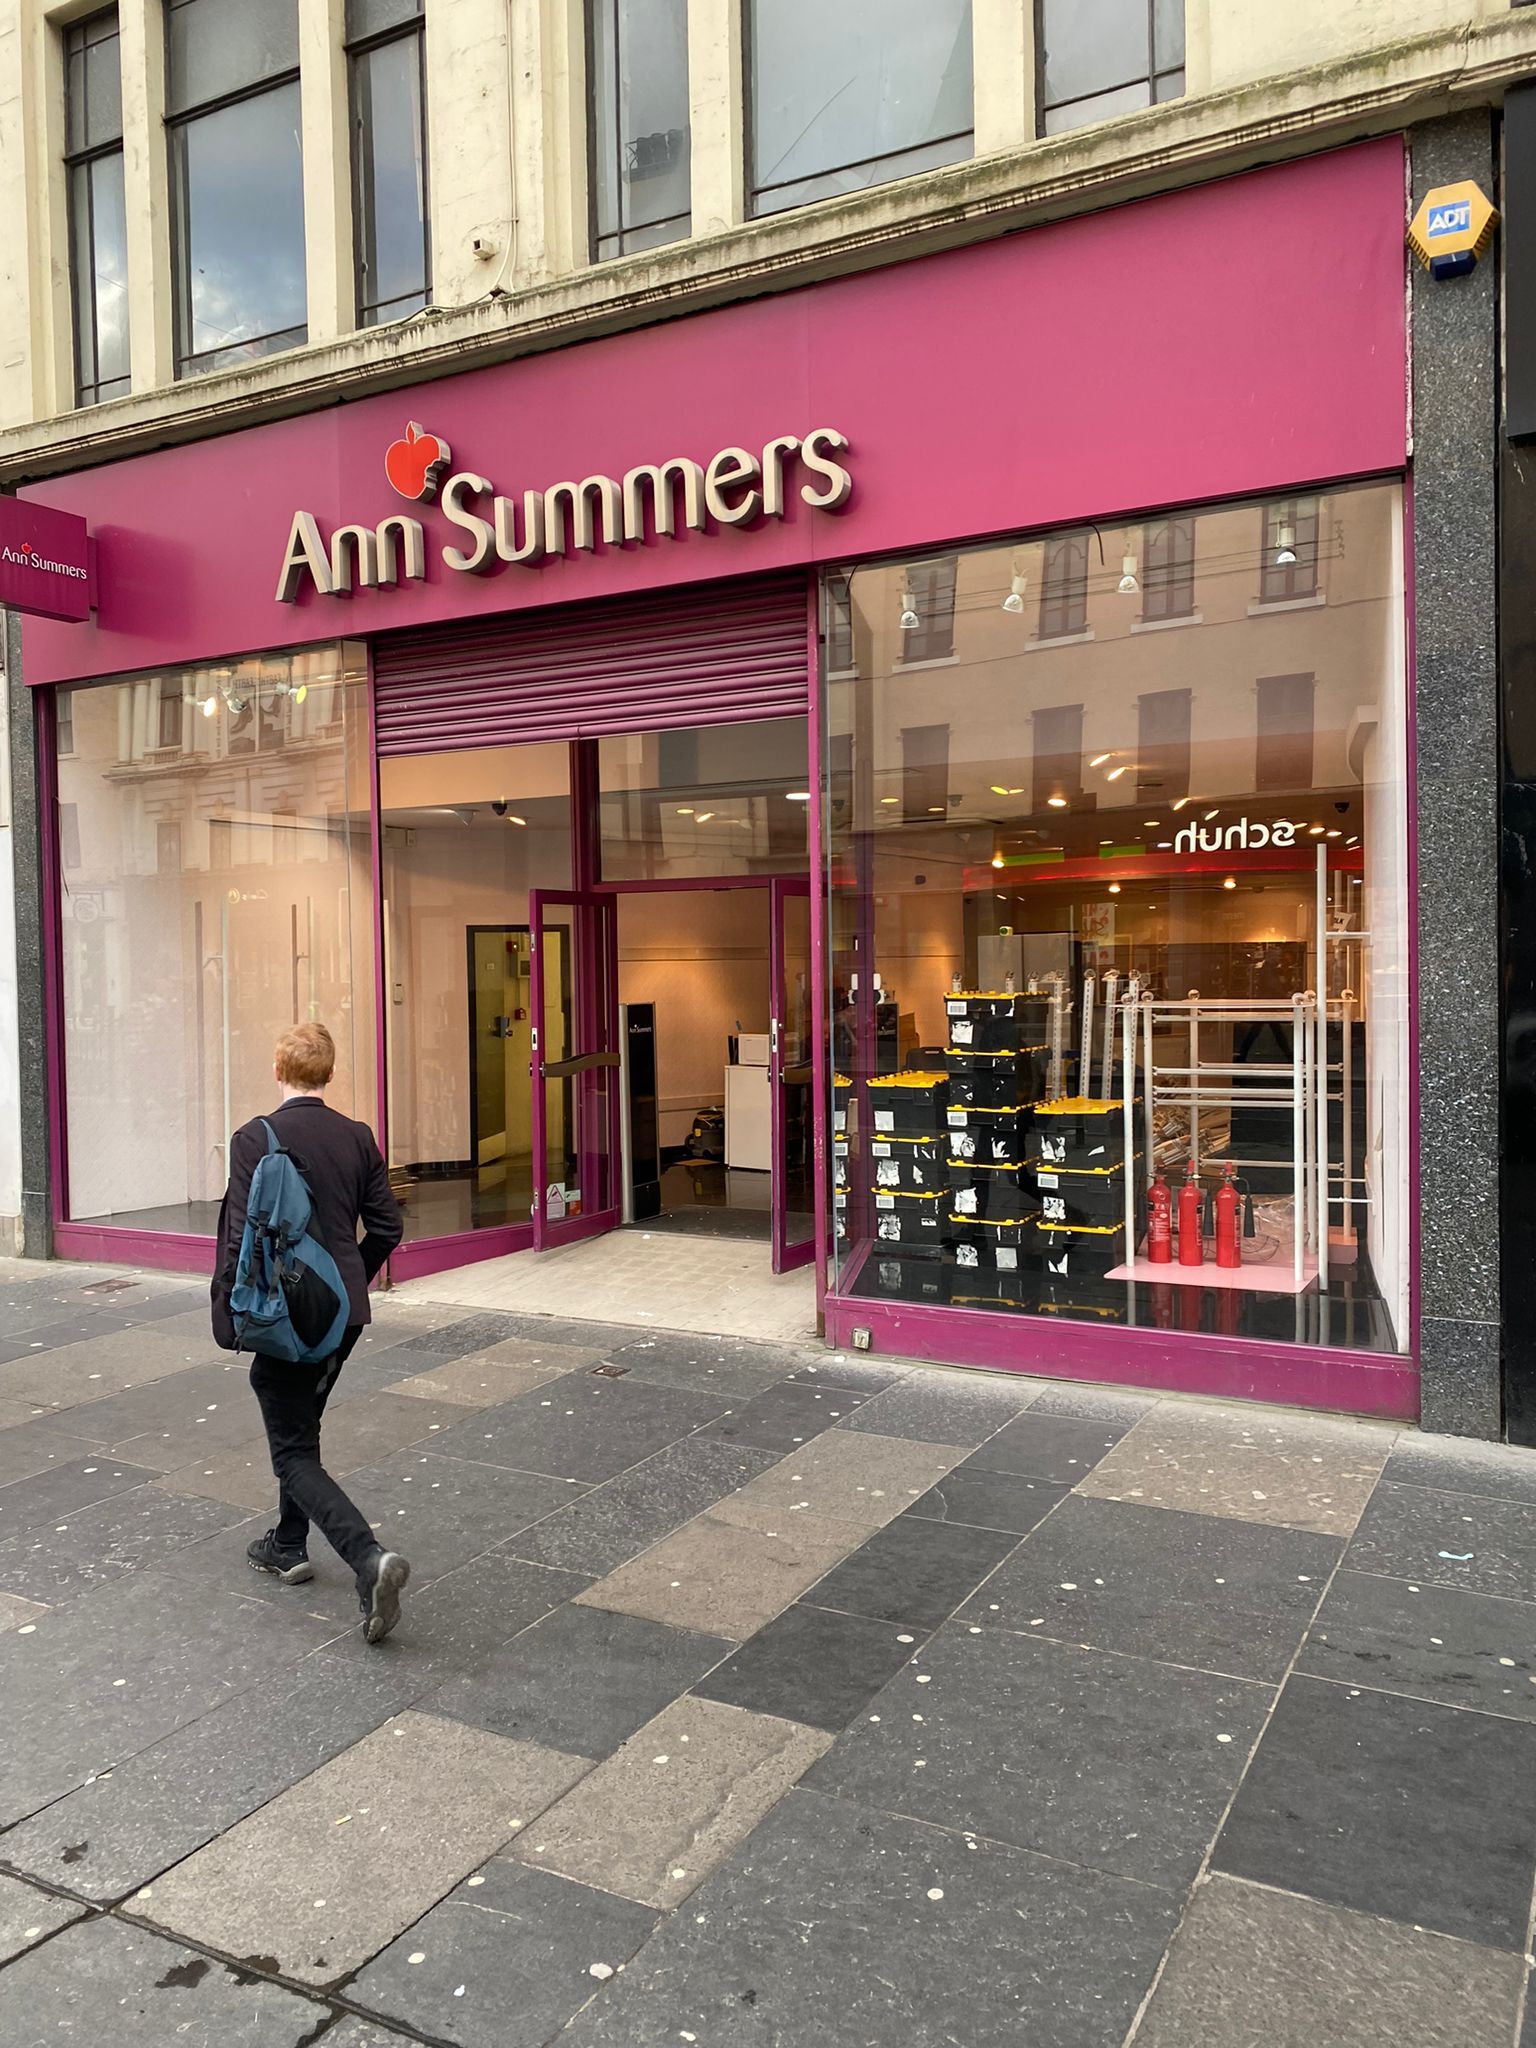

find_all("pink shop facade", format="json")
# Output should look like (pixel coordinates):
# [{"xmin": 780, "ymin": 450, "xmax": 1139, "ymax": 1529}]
[{"xmin": 20, "ymin": 139, "xmax": 1421, "ymax": 1417}]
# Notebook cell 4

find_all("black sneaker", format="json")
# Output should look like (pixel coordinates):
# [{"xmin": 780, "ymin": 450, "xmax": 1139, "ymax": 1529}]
[
  {"xmin": 247, "ymin": 1530, "xmax": 314, "ymax": 1584},
  {"xmin": 358, "ymin": 1549, "xmax": 411, "ymax": 1644}
]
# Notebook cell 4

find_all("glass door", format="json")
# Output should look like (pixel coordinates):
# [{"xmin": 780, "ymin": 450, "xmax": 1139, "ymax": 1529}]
[
  {"xmin": 530, "ymin": 890, "xmax": 621, "ymax": 1251},
  {"xmin": 770, "ymin": 877, "xmax": 816, "ymax": 1273}
]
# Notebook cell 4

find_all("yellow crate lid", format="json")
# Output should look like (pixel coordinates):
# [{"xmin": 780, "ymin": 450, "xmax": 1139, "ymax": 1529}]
[
  {"xmin": 946, "ymin": 1158, "xmax": 1020, "ymax": 1173},
  {"xmin": 949, "ymin": 1213, "xmax": 1035, "ymax": 1230},
  {"xmin": 1033, "ymin": 1155, "xmax": 1142, "ymax": 1179},
  {"xmin": 1032, "ymin": 1217, "xmax": 1124, "ymax": 1237},
  {"xmin": 867, "ymin": 1071, "xmax": 948, "ymax": 1089},
  {"xmin": 871, "ymin": 1188, "xmax": 944, "ymax": 1204},
  {"xmin": 1034, "ymin": 1096, "xmax": 1124, "ymax": 1115}
]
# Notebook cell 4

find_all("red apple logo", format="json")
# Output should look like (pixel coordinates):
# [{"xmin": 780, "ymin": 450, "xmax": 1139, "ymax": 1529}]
[{"xmin": 385, "ymin": 421, "xmax": 452, "ymax": 502}]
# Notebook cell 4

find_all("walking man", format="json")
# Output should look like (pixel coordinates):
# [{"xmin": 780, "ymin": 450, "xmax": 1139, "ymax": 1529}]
[{"xmin": 212, "ymin": 1022, "xmax": 410, "ymax": 1643}]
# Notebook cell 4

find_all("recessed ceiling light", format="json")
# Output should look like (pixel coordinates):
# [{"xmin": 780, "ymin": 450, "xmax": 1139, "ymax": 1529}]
[
  {"xmin": 1107, "ymin": 883, "xmax": 1121, "ymax": 895},
  {"xmin": 1203, "ymin": 809, "xmax": 1219, "ymax": 821},
  {"xmin": 675, "ymin": 806, "xmax": 694, "ymax": 815},
  {"xmin": 696, "ymin": 812, "xmax": 715, "ymax": 823},
  {"xmin": 880, "ymin": 796, "xmax": 899, "ymax": 805},
  {"xmin": 1171, "ymin": 797, "xmax": 1189, "ymax": 811},
  {"xmin": 990, "ymin": 784, "xmax": 1009, "ymax": 796},
  {"xmin": 1143, "ymin": 820, "xmax": 1158, "ymax": 827},
  {"xmin": 1308, "ymin": 824, "xmax": 1324, "ymax": 835},
  {"xmin": 785, "ymin": 792, "xmax": 811, "ymax": 802},
  {"xmin": 1047, "ymin": 795, "xmax": 1067, "ymax": 809},
  {"xmin": 1157, "ymin": 841, "xmax": 1172, "ymax": 849},
  {"xmin": 927, "ymin": 806, "xmax": 944, "ymax": 815},
  {"xmin": 1089, "ymin": 752, "xmax": 1112, "ymax": 768},
  {"xmin": 1223, "ymin": 876, "xmax": 1236, "ymax": 890},
  {"xmin": 991, "ymin": 854, "xmax": 1005, "ymax": 869}
]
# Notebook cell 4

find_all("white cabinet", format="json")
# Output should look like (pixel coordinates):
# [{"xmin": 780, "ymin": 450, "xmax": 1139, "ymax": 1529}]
[{"xmin": 725, "ymin": 1063, "xmax": 772, "ymax": 1171}]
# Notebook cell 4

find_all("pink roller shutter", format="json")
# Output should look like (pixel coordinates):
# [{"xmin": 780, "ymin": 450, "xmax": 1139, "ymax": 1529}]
[{"xmin": 372, "ymin": 573, "xmax": 811, "ymax": 754}]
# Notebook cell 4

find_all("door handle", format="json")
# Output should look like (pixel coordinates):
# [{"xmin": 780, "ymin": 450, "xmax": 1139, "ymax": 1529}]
[{"xmin": 544, "ymin": 1051, "xmax": 621, "ymax": 1078}]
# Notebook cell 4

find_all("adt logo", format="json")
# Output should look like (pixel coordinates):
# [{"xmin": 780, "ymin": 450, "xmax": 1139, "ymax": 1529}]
[{"xmin": 1428, "ymin": 200, "xmax": 1472, "ymax": 239}]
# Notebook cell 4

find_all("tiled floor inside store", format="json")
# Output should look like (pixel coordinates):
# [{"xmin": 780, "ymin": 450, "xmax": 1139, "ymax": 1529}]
[{"xmin": 0, "ymin": 1255, "xmax": 1535, "ymax": 2046}]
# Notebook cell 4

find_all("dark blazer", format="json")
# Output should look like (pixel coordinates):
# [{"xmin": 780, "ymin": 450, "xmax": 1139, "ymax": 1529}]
[{"xmin": 211, "ymin": 1095, "xmax": 403, "ymax": 1350}]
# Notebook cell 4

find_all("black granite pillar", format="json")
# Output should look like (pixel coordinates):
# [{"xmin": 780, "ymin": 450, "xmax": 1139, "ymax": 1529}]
[
  {"xmin": 1411, "ymin": 113, "xmax": 1502, "ymax": 1437},
  {"xmin": 5, "ymin": 610, "xmax": 53, "ymax": 1259}
]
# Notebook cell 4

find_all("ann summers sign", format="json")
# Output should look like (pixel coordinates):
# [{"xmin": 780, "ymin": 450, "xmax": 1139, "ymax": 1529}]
[
  {"xmin": 0, "ymin": 498, "xmax": 92, "ymax": 623},
  {"xmin": 276, "ymin": 424, "xmax": 852, "ymax": 604}
]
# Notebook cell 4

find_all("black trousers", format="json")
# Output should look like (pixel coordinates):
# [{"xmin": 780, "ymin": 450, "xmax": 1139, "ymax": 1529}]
[{"xmin": 248, "ymin": 1326, "xmax": 378, "ymax": 1578}]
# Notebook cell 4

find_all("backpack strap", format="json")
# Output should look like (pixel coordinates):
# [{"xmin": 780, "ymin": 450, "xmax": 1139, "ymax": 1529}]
[{"xmin": 259, "ymin": 1118, "xmax": 283, "ymax": 1155}]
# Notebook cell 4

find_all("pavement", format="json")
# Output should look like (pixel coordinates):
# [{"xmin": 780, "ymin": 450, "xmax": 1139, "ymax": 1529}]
[{"xmin": 0, "ymin": 1258, "xmax": 1534, "ymax": 2048}]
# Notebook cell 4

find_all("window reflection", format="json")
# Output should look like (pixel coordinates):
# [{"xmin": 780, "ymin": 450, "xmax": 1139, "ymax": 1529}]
[
  {"xmin": 598, "ymin": 719, "xmax": 810, "ymax": 880},
  {"xmin": 348, "ymin": 0, "xmax": 430, "ymax": 324},
  {"xmin": 589, "ymin": 0, "xmax": 691, "ymax": 259},
  {"xmin": 1039, "ymin": 0, "xmax": 1184, "ymax": 135},
  {"xmin": 66, "ymin": 9, "xmax": 130, "ymax": 407}
]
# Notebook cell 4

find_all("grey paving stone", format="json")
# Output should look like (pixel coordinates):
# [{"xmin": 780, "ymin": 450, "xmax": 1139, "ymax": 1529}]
[
  {"xmin": 140, "ymin": 1710, "xmax": 590, "ymax": 1988},
  {"xmin": 411, "ymin": 1312, "xmax": 547, "ymax": 1358},
  {"xmin": 0, "ymin": 1590, "xmax": 47, "ymax": 1632},
  {"xmin": 424, "ymin": 1601, "xmax": 732, "ymax": 1759},
  {"xmin": 379, "ymin": 1356, "xmax": 563, "ymax": 1408},
  {"xmin": 1382, "ymin": 1432, "xmax": 1536, "ymax": 1509},
  {"xmin": 725, "ymin": 1431, "xmax": 966, "ymax": 1530},
  {"xmin": 783, "ymin": 1356, "xmax": 911, "ymax": 1395},
  {"xmin": 517, "ymin": 1694, "xmax": 832, "ymax": 1909},
  {"xmin": 575, "ymin": 1503, "xmax": 858, "ymax": 1639},
  {"xmin": 1028, "ymin": 1382, "xmax": 1160, "ymax": 1426},
  {"xmin": 1214, "ymin": 1674, "xmax": 1536, "ymax": 1948},
  {"xmin": 338, "ymin": 1449, "xmax": 587, "ymax": 1583},
  {"xmin": 0, "ymin": 1455, "xmax": 163, "ymax": 1536},
  {"xmin": 805, "ymin": 1515, "xmax": 1018, "ymax": 1630},
  {"xmin": 1298, "ymin": 1569, "xmax": 1536, "ymax": 1720},
  {"xmin": 693, "ymin": 1601, "xmax": 925, "ymax": 1733},
  {"xmin": 1347, "ymin": 1482, "xmax": 1536, "ymax": 1601},
  {"xmin": 808, "ymin": 1623, "xmax": 1271, "ymax": 1890},
  {"xmin": 0, "ymin": 1417, "xmax": 96, "ymax": 1487},
  {"xmin": 347, "ymin": 1855, "xmax": 658, "ymax": 2048},
  {"xmin": 0, "ymin": 1651, "xmax": 424, "ymax": 1901},
  {"xmin": 0, "ymin": 1916, "xmax": 325, "ymax": 2044},
  {"xmin": 838, "ymin": 1372, "xmax": 1037, "ymax": 1447},
  {"xmin": 0, "ymin": 1573, "xmax": 339, "ymax": 1824},
  {"xmin": 697, "ymin": 1380, "xmax": 869, "ymax": 1452},
  {"xmin": 48, "ymin": 1358, "xmax": 256, "ymax": 1453},
  {"xmin": 1134, "ymin": 1874, "xmax": 1524, "ymax": 2048},
  {"xmin": 0, "ymin": 1868, "xmax": 85, "ymax": 1963},
  {"xmin": 960, "ymin": 1410, "xmax": 1132, "ymax": 1485},
  {"xmin": 0, "ymin": 1484, "xmax": 248, "ymax": 1605},
  {"xmin": 960, "ymin": 1494, "xmax": 1340, "ymax": 1682},
  {"xmin": 601, "ymin": 1331, "xmax": 811, "ymax": 1396},
  {"xmin": 556, "ymin": 1787, "xmax": 1180, "ymax": 2048},
  {"xmin": 428, "ymin": 1372, "xmax": 729, "ymax": 1484},
  {"xmin": 314, "ymin": 2021, "xmax": 422, "ymax": 2048},
  {"xmin": 1079, "ymin": 1404, "xmax": 1392, "ymax": 1537},
  {"xmin": 903, "ymin": 1466, "xmax": 1069, "ymax": 1536},
  {"xmin": 508, "ymin": 1436, "xmax": 780, "ymax": 1577},
  {"xmin": 314, "ymin": 1552, "xmax": 591, "ymax": 1686},
  {"xmin": 155, "ymin": 1512, "xmax": 369, "ymax": 1627}
]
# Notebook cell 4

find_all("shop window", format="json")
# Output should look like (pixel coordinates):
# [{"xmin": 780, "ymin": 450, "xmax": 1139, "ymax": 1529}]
[
  {"xmin": 598, "ymin": 717, "xmax": 810, "ymax": 881},
  {"xmin": 898, "ymin": 558, "xmax": 958, "ymax": 665},
  {"xmin": 167, "ymin": 0, "xmax": 306, "ymax": 378},
  {"xmin": 1038, "ymin": 532, "xmax": 1088, "ymax": 640},
  {"xmin": 589, "ymin": 0, "xmax": 691, "ymax": 260},
  {"xmin": 1256, "ymin": 673, "xmax": 1316, "ymax": 791},
  {"xmin": 824, "ymin": 480, "xmax": 1410, "ymax": 1364},
  {"xmin": 1039, "ymin": 0, "xmax": 1185, "ymax": 136},
  {"xmin": 748, "ymin": 0, "xmax": 973, "ymax": 217},
  {"xmin": 56, "ymin": 695, "xmax": 75, "ymax": 757},
  {"xmin": 1259, "ymin": 496, "xmax": 1321, "ymax": 603},
  {"xmin": 380, "ymin": 742, "xmax": 572, "ymax": 1245},
  {"xmin": 53, "ymin": 646, "xmax": 373, "ymax": 1237},
  {"xmin": 1137, "ymin": 687, "xmax": 1191, "ymax": 801},
  {"xmin": 825, "ymin": 573, "xmax": 857, "ymax": 676},
  {"xmin": 1140, "ymin": 516, "xmax": 1196, "ymax": 622},
  {"xmin": 347, "ymin": 0, "xmax": 430, "ymax": 326},
  {"xmin": 65, "ymin": 8, "xmax": 130, "ymax": 408},
  {"xmin": 1031, "ymin": 705, "xmax": 1083, "ymax": 814}
]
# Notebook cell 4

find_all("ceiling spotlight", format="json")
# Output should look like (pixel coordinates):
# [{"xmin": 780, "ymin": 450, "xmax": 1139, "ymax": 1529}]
[
  {"xmin": 676, "ymin": 806, "xmax": 694, "ymax": 815},
  {"xmin": 1002, "ymin": 570, "xmax": 1027, "ymax": 615},
  {"xmin": 1171, "ymin": 797, "xmax": 1190, "ymax": 812},
  {"xmin": 1156, "ymin": 841, "xmax": 1172, "ymax": 849},
  {"xmin": 927, "ymin": 806, "xmax": 944, "ymax": 815},
  {"xmin": 1117, "ymin": 553, "xmax": 1140, "ymax": 596},
  {"xmin": 1143, "ymin": 819, "xmax": 1158, "ymax": 827},
  {"xmin": 1308, "ymin": 824, "xmax": 1324, "ymax": 835},
  {"xmin": 1203, "ymin": 808, "xmax": 1219, "ymax": 821},
  {"xmin": 696, "ymin": 812, "xmax": 715, "ymax": 823},
  {"xmin": 1346, "ymin": 835, "xmax": 1360, "ymax": 847},
  {"xmin": 1107, "ymin": 883, "xmax": 1121, "ymax": 895},
  {"xmin": 1274, "ymin": 522, "xmax": 1298, "ymax": 566},
  {"xmin": 1089, "ymin": 753, "xmax": 1112, "ymax": 770},
  {"xmin": 291, "ymin": 683, "xmax": 308, "ymax": 705},
  {"xmin": 785, "ymin": 791, "xmax": 811, "ymax": 802},
  {"xmin": 200, "ymin": 696, "xmax": 218, "ymax": 719},
  {"xmin": 1105, "ymin": 765, "xmax": 1129, "ymax": 783},
  {"xmin": 880, "ymin": 796, "xmax": 899, "ymax": 805},
  {"xmin": 508, "ymin": 814, "xmax": 527, "ymax": 827},
  {"xmin": 1047, "ymin": 795, "xmax": 1068, "ymax": 810},
  {"xmin": 899, "ymin": 590, "xmax": 919, "ymax": 631},
  {"xmin": 991, "ymin": 853, "xmax": 1005, "ymax": 869},
  {"xmin": 1223, "ymin": 876, "xmax": 1237, "ymax": 890},
  {"xmin": 1325, "ymin": 828, "xmax": 1341, "ymax": 838},
  {"xmin": 990, "ymin": 784, "xmax": 1009, "ymax": 796}
]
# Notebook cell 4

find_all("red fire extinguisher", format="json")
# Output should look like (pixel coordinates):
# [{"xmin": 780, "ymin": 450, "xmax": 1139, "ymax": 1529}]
[
  {"xmin": 1147, "ymin": 1172, "xmax": 1173, "ymax": 1264},
  {"xmin": 1177, "ymin": 1161, "xmax": 1204, "ymax": 1266},
  {"xmin": 1215, "ymin": 1160, "xmax": 1242, "ymax": 1270}
]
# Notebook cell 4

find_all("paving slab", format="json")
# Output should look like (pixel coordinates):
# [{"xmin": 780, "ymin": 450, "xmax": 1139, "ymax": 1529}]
[
  {"xmin": 0, "ymin": 1327, "xmax": 216, "ymax": 1410},
  {"xmin": 379, "ymin": 1357, "xmax": 565, "ymax": 1406},
  {"xmin": 959, "ymin": 1493, "xmax": 1339, "ymax": 1682},
  {"xmin": 423, "ymin": 1601, "xmax": 733, "ymax": 1759},
  {"xmin": 556, "ymin": 1787, "xmax": 1180, "ymax": 2048},
  {"xmin": 411, "ymin": 1312, "xmax": 548, "ymax": 1358},
  {"xmin": 516, "ymin": 1694, "xmax": 831, "ymax": 1909},
  {"xmin": 313, "ymin": 1552, "xmax": 591, "ymax": 1687},
  {"xmin": 1298, "ymin": 1568, "xmax": 1536, "ymax": 1720},
  {"xmin": 140, "ymin": 1710, "xmax": 590, "ymax": 1988},
  {"xmin": 959, "ymin": 1408, "xmax": 1132, "ymax": 1484},
  {"xmin": 0, "ymin": 1416, "xmax": 96, "ymax": 1484},
  {"xmin": 807, "ymin": 1623, "xmax": 1271, "ymax": 1890},
  {"xmin": 693, "ymin": 1600, "xmax": 926, "ymax": 1733},
  {"xmin": 0, "ymin": 1454, "xmax": 163, "ymax": 1536},
  {"xmin": 805, "ymin": 1514, "xmax": 1018, "ymax": 1630},
  {"xmin": 336, "ymin": 1448, "xmax": 586, "ymax": 1583},
  {"xmin": 601, "ymin": 1331, "xmax": 810, "ymax": 1397},
  {"xmin": 427, "ymin": 1372, "xmax": 729, "ymax": 1484},
  {"xmin": 507, "ymin": 1436, "xmax": 781, "ymax": 1577},
  {"xmin": 0, "ymin": 1650, "xmax": 425, "ymax": 1902},
  {"xmin": 724, "ymin": 1431, "xmax": 967, "ymax": 1531},
  {"xmin": 1380, "ymin": 1432, "xmax": 1536, "ymax": 1509},
  {"xmin": 315, "ymin": 2021, "xmax": 422, "ymax": 2048},
  {"xmin": 1077, "ymin": 1402, "xmax": 1391, "ymax": 1536},
  {"xmin": 902, "ymin": 1465, "xmax": 1069, "ymax": 1537},
  {"xmin": 0, "ymin": 1394, "xmax": 52, "ymax": 1430},
  {"xmin": 46, "ymin": 1358, "xmax": 256, "ymax": 1453},
  {"xmin": 782, "ymin": 1356, "xmax": 911, "ymax": 1395},
  {"xmin": 0, "ymin": 1915, "xmax": 324, "ymax": 2046},
  {"xmin": 574, "ymin": 1503, "xmax": 860, "ymax": 1639},
  {"xmin": 0, "ymin": 1484, "xmax": 248, "ymax": 1605},
  {"xmin": 1346, "ymin": 1481, "xmax": 1536, "ymax": 1601},
  {"xmin": 1026, "ymin": 1380, "xmax": 1161, "ymax": 1425},
  {"xmin": 0, "ymin": 1868, "xmax": 85, "ymax": 1963},
  {"xmin": 1134, "ymin": 1874, "xmax": 1525, "ymax": 2048},
  {"xmin": 346, "ymin": 1856, "xmax": 659, "ymax": 2048},
  {"xmin": 697, "ymin": 1379, "xmax": 870, "ymax": 1452},
  {"xmin": 155, "ymin": 1511, "xmax": 368, "ymax": 1628},
  {"xmin": 0, "ymin": 1589, "xmax": 47, "ymax": 1632},
  {"xmin": 1214, "ymin": 1674, "xmax": 1536, "ymax": 1948},
  {"xmin": 838, "ymin": 1372, "xmax": 1037, "ymax": 1447}
]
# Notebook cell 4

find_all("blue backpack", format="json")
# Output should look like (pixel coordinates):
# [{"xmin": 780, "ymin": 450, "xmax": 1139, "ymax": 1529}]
[{"xmin": 229, "ymin": 1120, "xmax": 351, "ymax": 1363}]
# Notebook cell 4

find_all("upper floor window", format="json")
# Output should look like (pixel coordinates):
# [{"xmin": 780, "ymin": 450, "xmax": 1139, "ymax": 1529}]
[
  {"xmin": 1141, "ymin": 515, "xmax": 1196, "ymax": 621},
  {"xmin": 167, "ymin": 0, "xmax": 305, "ymax": 378},
  {"xmin": 1259, "ymin": 496, "xmax": 1321, "ymax": 604},
  {"xmin": 898, "ymin": 557, "xmax": 958, "ymax": 664},
  {"xmin": 347, "ymin": 0, "xmax": 430, "ymax": 324},
  {"xmin": 748, "ymin": 0, "xmax": 973, "ymax": 218},
  {"xmin": 66, "ymin": 9, "xmax": 130, "ymax": 407},
  {"xmin": 1038, "ymin": 531, "xmax": 1088, "ymax": 640},
  {"xmin": 589, "ymin": 0, "xmax": 691, "ymax": 259},
  {"xmin": 1039, "ymin": 0, "xmax": 1184, "ymax": 136}
]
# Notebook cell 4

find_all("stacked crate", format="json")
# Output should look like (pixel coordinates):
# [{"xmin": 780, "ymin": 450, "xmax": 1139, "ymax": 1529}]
[
  {"xmin": 1024, "ymin": 1096, "xmax": 1139, "ymax": 1292},
  {"xmin": 941, "ymin": 992, "xmax": 1052, "ymax": 1305},
  {"xmin": 864, "ymin": 1072, "xmax": 950, "ymax": 1299}
]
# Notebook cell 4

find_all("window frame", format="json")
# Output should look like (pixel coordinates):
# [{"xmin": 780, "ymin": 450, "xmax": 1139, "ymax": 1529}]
[
  {"xmin": 165, "ymin": 0, "xmax": 306, "ymax": 380},
  {"xmin": 585, "ymin": 0, "xmax": 693, "ymax": 263},
  {"xmin": 896, "ymin": 556, "xmax": 959, "ymax": 666},
  {"xmin": 1037, "ymin": 531, "xmax": 1089, "ymax": 641},
  {"xmin": 64, "ymin": 7, "xmax": 130, "ymax": 409},
  {"xmin": 1036, "ymin": 0, "xmax": 1185, "ymax": 136},
  {"xmin": 1259, "ymin": 496, "xmax": 1322, "ymax": 605},
  {"xmin": 1140, "ymin": 515, "xmax": 1196, "ymax": 623},
  {"xmin": 346, "ymin": 0, "xmax": 431, "ymax": 327}
]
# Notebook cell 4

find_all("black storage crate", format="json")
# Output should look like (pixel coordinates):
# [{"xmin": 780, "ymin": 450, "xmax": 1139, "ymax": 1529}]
[
  {"xmin": 1030, "ymin": 1159, "xmax": 1140, "ymax": 1226},
  {"xmin": 866, "ymin": 1072, "xmax": 949, "ymax": 1136},
  {"xmin": 870, "ymin": 1137, "xmax": 945, "ymax": 1194},
  {"xmin": 948, "ymin": 1214, "xmax": 1039, "ymax": 1272},
  {"xmin": 943, "ymin": 1257, "xmax": 1035, "ymax": 1308},
  {"xmin": 833, "ymin": 1074, "xmax": 852, "ymax": 1135},
  {"xmin": 945, "ymin": 1107, "xmax": 1028, "ymax": 1164},
  {"xmin": 866, "ymin": 1253, "xmax": 946, "ymax": 1302},
  {"xmin": 1028, "ymin": 1097, "xmax": 1130, "ymax": 1169},
  {"xmin": 872, "ymin": 1189, "xmax": 945, "ymax": 1254},
  {"xmin": 946, "ymin": 1160, "xmax": 1033, "ymax": 1222},
  {"xmin": 1033, "ymin": 1218, "xmax": 1128, "ymax": 1276}
]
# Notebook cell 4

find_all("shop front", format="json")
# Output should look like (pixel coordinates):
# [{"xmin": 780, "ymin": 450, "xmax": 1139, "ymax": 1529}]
[{"xmin": 20, "ymin": 138, "xmax": 1416, "ymax": 1416}]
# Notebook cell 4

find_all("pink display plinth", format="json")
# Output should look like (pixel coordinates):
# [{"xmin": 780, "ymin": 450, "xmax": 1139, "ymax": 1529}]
[{"xmin": 1105, "ymin": 1253, "xmax": 1320, "ymax": 1295}]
